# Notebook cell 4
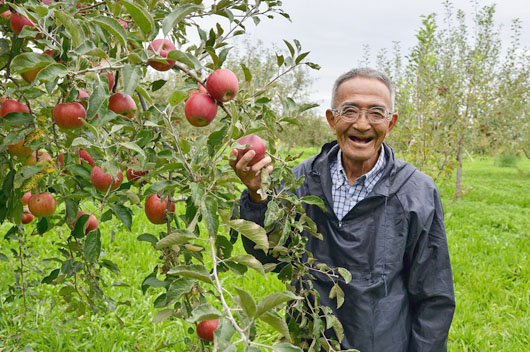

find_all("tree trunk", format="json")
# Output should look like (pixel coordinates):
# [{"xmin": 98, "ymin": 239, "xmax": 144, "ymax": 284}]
[{"xmin": 455, "ymin": 143, "xmax": 463, "ymax": 201}]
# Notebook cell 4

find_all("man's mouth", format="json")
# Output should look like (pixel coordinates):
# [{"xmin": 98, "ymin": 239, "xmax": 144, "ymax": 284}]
[{"xmin": 349, "ymin": 136, "xmax": 374, "ymax": 144}]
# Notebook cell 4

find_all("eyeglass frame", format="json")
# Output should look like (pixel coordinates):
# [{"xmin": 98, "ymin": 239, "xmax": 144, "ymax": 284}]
[{"xmin": 331, "ymin": 104, "xmax": 394, "ymax": 124}]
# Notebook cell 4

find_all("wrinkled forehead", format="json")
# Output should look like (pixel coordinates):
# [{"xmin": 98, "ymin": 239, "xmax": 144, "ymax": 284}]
[{"xmin": 335, "ymin": 77, "xmax": 392, "ymax": 109}]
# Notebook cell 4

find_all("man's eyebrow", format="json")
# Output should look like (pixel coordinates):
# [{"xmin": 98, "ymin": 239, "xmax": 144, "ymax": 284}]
[{"xmin": 339, "ymin": 102, "xmax": 387, "ymax": 109}]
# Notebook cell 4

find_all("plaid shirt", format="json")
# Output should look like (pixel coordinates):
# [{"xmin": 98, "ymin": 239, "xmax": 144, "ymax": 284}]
[{"xmin": 330, "ymin": 147, "xmax": 386, "ymax": 221}]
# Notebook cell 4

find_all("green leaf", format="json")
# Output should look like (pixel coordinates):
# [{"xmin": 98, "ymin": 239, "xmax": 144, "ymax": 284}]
[
  {"xmin": 333, "ymin": 317, "xmax": 345, "ymax": 343},
  {"xmin": 120, "ymin": 0, "xmax": 155, "ymax": 35},
  {"xmin": 168, "ymin": 90, "xmax": 188, "ymax": 106},
  {"xmin": 167, "ymin": 264, "xmax": 212, "ymax": 284},
  {"xmin": 329, "ymin": 283, "xmax": 344, "ymax": 309},
  {"xmin": 11, "ymin": 52, "xmax": 54, "ymax": 74},
  {"xmin": 230, "ymin": 254, "xmax": 265, "ymax": 276},
  {"xmin": 152, "ymin": 308, "xmax": 173, "ymax": 323},
  {"xmin": 272, "ymin": 342, "xmax": 302, "ymax": 352},
  {"xmin": 167, "ymin": 50, "xmax": 202, "ymax": 70},
  {"xmin": 72, "ymin": 214, "xmax": 88, "ymax": 238},
  {"xmin": 276, "ymin": 54, "xmax": 284, "ymax": 67},
  {"xmin": 162, "ymin": 4, "xmax": 203, "ymax": 36},
  {"xmin": 240, "ymin": 63, "xmax": 252, "ymax": 82},
  {"xmin": 87, "ymin": 80, "xmax": 106, "ymax": 119},
  {"xmin": 295, "ymin": 51, "xmax": 310, "ymax": 65},
  {"xmin": 156, "ymin": 230, "xmax": 196, "ymax": 249},
  {"xmin": 109, "ymin": 204, "xmax": 133, "ymax": 231},
  {"xmin": 122, "ymin": 64, "xmax": 142, "ymax": 97},
  {"xmin": 201, "ymin": 196, "xmax": 218, "ymax": 237},
  {"xmin": 259, "ymin": 311, "xmax": 292, "ymax": 342},
  {"xmin": 234, "ymin": 286, "xmax": 256, "ymax": 318},
  {"xmin": 36, "ymin": 63, "xmax": 67, "ymax": 82},
  {"xmin": 207, "ymin": 124, "xmax": 229, "ymax": 157},
  {"xmin": 256, "ymin": 291, "xmax": 301, "ymax": 317},
  {"xmin": 228, "ymin": 219, "xmax": 268, "ymax": 252},
  {"xmin": 85, "ymin": 230, "xmax": 101, "ymax": 263},
  {"xmin": 300, "ymin": 195, "xmax": 327, "ymax": 212},
  {"xmin": 283, "ymin": 40, "xmax": 295, "ymax": 57},
  {"xmin": 151, "ymin": 79, "xmax": 167, "ymax": 92},
  {"xmin": 188, "ymin": 303, "xmax": 222, "ymax": 323},
  {"xmin": 120, "ymin": 141, "xmax": 146, "ymax": 159},
  {"xmin": 0, "ymin": 112, "xmax": 34, "ymax": 127},
  {"xmin": 143, "ymin": 276, "xmax": 169, "ymax": 288},
  {"xmin": 137, "ymin": 233, "xmax": 158, "ymax": 247},
  {"xmin": 91, "ymin": 16, "xmax": 128, "ymax": 47},
  {"xmin": 0, "ymin": 253, "xmax": 9, "ymax": 262},
  {"xmin": 166, "ymin": 278, "xmax": 196, "ymax": 304},
  {"xmin": 337, "ymin": 267, "xmax": 352, "ymax": 284},
  {"xmin": 55, "ymin": 10, "xmax": 82, "ymax": 47}
]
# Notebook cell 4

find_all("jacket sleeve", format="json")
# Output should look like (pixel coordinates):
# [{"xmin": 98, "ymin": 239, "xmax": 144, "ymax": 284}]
[
  {"xmin": 237, "ymin": 189, "xmax": 282, "ymax": 267},
  {"xmin": 405, "ymin": 186, "xmax": 456, "ymax": 352}
]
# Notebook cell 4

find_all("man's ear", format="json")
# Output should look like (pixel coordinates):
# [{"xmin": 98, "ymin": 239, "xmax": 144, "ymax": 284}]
[
  {"xmin": 386, "ymin": 112, "xmax": 399, "ymax": 137},
  {"xmin": 326, "ymin": 109, "xmax": 337, "ymax": 135}
]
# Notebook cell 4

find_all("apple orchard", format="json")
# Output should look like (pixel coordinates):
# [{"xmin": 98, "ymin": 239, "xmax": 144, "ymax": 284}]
[{"xmin": 0, "ymin": 1, "xmax": 357, "ymax": 351}]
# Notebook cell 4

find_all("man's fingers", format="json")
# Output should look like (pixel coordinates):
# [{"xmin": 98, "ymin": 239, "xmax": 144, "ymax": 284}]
[
  {"xmin": 250, "ymin": 156, "xmax": 272, "ymax": 173},
  {"xmin": 235, "ymin": 149, "xmax": 256, "ymax": 170}
]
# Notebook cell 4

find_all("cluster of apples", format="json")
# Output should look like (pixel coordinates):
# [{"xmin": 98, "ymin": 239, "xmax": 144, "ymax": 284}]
[{"xmin": 185, "ymin": 69, "xmax": 239, "ymax": 127}]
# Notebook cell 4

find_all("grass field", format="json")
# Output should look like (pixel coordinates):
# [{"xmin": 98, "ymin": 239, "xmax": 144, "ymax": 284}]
[{"xmin": 0, "ymin": 154, "xmax": 528, "ymax": 351}]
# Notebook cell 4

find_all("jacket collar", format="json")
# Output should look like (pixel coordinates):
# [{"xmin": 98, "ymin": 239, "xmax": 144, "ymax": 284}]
[{"xmin": 309, "ymin": 141, "xmax": 406, "ymax": 201}]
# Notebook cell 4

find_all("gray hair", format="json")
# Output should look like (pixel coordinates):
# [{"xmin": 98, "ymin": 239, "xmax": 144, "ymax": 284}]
[{"xmin": 331, "ymin": 68, "xmax": 395, "ymax": 111}]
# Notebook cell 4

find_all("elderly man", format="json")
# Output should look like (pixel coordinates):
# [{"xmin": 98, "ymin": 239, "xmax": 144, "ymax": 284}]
[{"xmin": 230, "ymin": 68, "xmax": 455, "ymax": 351}]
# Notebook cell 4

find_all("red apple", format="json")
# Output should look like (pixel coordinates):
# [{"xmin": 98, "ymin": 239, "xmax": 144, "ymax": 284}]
[
  {"xmin": 77, "ymin": 89, "xmax": 89, "ymax": 108},
  {"xmin": 235, "ymin": 135, "xmax": 266, "ymax": 166},
  {"xmin": 1, "ymin": 99, "xmax": 30, "ymax": 117},
  {"xmin": 58, "ymin": 149, "xmax": 95, "ymax": 169},
  {"xmin": 90, "ymin": 166, "xmax": 123, "ymax": 192},
  {"xmin": 74, "ymin": 211, "xmax": 98, "ymax": 234},
  {"xmin": 28, "ymin": 193, "xmax": 56, "ymax": 217},
  {"xmin": 126, "ymin": 168, "xmax": 147, "ymax": 183},
  {"xmin": 8, "ymin": 137, "xmax": 32, "ymax": 157},
  {"xmin": 99, "ymin": 71, "xmax": 115, "ymax": 91},
  {"xmin": 187, "ymin": 83, "xmax": 208, "ymax": 98},
  {"xmin": 24, "ymin": 150, "xmax": 52, "ymax": 166},
  {"xmin": 10, "ymin": 13, "xmax": 34, "ymax": 35},
  {"xmin": 206, "ymin": 69, "xmax": 239, "ymax": 102},
  {"xmin": 21, "ymin": 191, "xmax": 32, "ymax": 205},
  {"xmin": 53, "ymin": 102, "xmax": 86, "ymax": 129},
  {"xmin": 196, "ymin": 319, "xmax": 219, "ymax": 342},
  {"xmin": 0, "ymin": 1, "xmax": 11, "ymax": 19},
  {"xmin": 144, "ymin": 194, "xmax": 175, "ymax": 225},
  {"xmin": 42, "ymin": 0, "xmax": 54, "ymax": 4},
  {"xmin": 184, "ymin": 93, "xmax": 217, "ymax": 127},
  {"xmin": 22, "ymin": 212, "xmax": 34, "ymax": 224},
  {"xmin": 147, "ymin": 39, "xmax": 176, "ymax": 71},
  {"xmin": 109, "ymin": 92, "xmax": 136, "ymax": 118}
]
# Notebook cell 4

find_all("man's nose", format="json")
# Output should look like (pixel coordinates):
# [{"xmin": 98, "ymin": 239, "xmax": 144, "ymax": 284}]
[{"xmin": 352, "ymin": 112, "xmax": 371, "ymax": 130}]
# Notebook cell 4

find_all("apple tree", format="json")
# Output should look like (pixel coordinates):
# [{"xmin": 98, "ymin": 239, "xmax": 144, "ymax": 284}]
[{"xmin": 0, "ymin": 1, "xmax": 352, "ymax": 350}]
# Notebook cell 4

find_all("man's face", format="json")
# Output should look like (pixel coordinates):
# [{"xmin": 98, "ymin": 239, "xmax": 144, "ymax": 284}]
[{"xmin": 326, "ymin": 77, "xmax": 398, "ymax": 169}]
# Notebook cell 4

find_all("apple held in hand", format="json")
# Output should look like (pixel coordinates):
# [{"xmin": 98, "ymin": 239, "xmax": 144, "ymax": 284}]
[
  {"xmin": 91, "ymin": 166, "xmax": 123, "ymax": 192},
  {"xmin": 53, "ymin": 102, "xmax": 86, "ymax": 129},
  {"xmin": 109, "ymin": 92, "xmax": 136, "ymax": 118},
  {"xmin": 28, "ymin": 193, "xmax": 56, "ymax": 217},
  {"xmin": 206, "ymin": 69, "xmax": 239, "ymax": 102},
  {"xmin": 10, "ymin": 13, "xmax": 34, "ymax": 35},
  {"xmin": 184, "ymin": 93, "xmax": 217, "ymax": 127},
  {"xmin": 196, "ymin": 319, "xmax": 219, "ymax": 342},
  {"xmin": 235, "ymin": 135, "xmax": 266, "ymax": 166},
  {"xmin": 74, "ymin": 211, "xmax": 98, "ymax": 234},
  {"xmin": 147, "ymin": 39, "xmax": 176, "ymax": 71},
  {"xmin": 144, "ymin": 194, "xmax": 175, "ymax": 224},
  {"xmin": 1, "ymin": 99, "xmax": 30, "ymax": 117}
]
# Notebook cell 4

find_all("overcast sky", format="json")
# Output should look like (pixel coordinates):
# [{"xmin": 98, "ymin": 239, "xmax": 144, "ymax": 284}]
[{"xmin": 228, "ymin": 0, "xmax": 530, "ymax": 112}]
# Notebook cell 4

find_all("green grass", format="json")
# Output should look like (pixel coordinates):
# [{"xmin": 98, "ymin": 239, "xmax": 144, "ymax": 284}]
[{"xmin": 0, "ymin": 155, "xmax": 528, "ymax": 351}]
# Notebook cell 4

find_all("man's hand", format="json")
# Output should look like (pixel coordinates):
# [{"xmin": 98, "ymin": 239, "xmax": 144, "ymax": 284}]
[{"xmin": 229, "ymin": 149, "xmax": 273, "ymax": 203}]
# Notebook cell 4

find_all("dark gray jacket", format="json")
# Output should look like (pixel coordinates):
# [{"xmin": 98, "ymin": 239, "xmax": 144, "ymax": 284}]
[{"xmin": 239, "ymin": 142, "xmax": 455, "ymax": 351}]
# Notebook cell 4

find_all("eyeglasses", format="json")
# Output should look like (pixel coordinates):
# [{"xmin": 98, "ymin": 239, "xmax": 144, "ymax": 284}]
[{"xmin": 331, "ymin": 105, "xmax": 392, "ymax": 124}]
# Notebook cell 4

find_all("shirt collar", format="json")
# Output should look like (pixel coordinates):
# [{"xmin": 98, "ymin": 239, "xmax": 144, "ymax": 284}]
[{"xmin": 333, "ymin": 147, "xmax": 386, "ymax": 189}]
